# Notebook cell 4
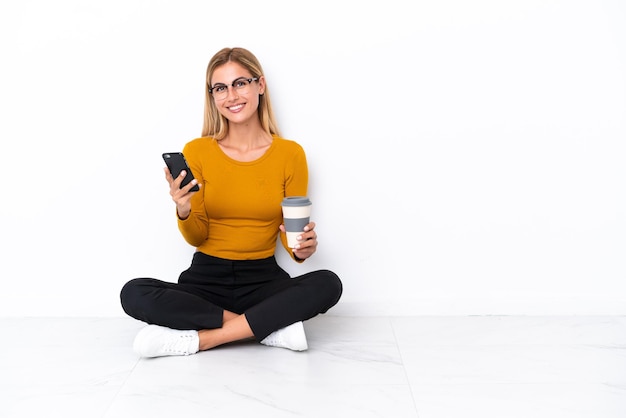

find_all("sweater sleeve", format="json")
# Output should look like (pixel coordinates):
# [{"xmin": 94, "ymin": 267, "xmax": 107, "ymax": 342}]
[
  {"xmin": 280, "ymin": 141, "xmax": 309, "ymax": 262},
  {"xmin": 176, "ymin": 141, "xmax": 210, "ymax": 247}
]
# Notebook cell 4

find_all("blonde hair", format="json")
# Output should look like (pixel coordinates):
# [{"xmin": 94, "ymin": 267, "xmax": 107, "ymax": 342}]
[{"xmin": 202, "ymin": 47, "xmax": 281, "ymax": 139}]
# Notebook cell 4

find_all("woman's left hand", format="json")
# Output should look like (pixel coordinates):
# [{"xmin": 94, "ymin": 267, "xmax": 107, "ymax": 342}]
[{"xmin": 280, "ymin": 221, "xmax": 318, "ymax": 260}]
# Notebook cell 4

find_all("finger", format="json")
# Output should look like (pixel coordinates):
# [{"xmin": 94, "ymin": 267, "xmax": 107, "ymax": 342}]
[
  {"xmin": 181, "ymin": 179, "xmax": 200, "ymax": 193},
  {"xmin": 296, "ymin": 234, "xmax": 317, "ymax": 248},
  {"xmin": 164, "ymin": 167, "xmax": 174, "ymax": 183},
  {"xmin": 294, "ymin": 240, "xmax": 316, "ymax": 255},
  {"xmin": 171, "ymin": 171, "xmax": 187, "ymax": 190},
  {"xmin": 297, "ymin": 232, "xmax": 316, "ymax": 242},
  {"xmin": 300, "ymin": 230, "xmax": 317, "ymax": 241}
]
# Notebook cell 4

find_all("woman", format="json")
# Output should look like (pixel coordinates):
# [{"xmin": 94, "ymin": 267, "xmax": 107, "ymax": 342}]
[{"xmin": 120, "ymin": 47, "xmax": 342, "ymax": 358}]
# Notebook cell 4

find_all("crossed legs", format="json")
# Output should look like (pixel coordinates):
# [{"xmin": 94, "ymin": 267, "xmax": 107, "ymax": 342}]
[
  {"xmin": 121, "ymin": 263, "xmax": 342, "ymax": 357},
  {"xmin": 198, "ymin": 310, "xmax": 253, "ymax": 350}
]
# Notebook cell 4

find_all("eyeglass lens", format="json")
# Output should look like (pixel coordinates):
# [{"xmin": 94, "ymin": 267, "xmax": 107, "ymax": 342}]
[{"xmin": 211, "ymin": 78, "xmax": 257, "ymax": 100}]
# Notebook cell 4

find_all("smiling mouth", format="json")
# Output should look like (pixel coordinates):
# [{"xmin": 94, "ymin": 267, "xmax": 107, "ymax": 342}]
[{"xmin": 228, "ymin": 104, "xmax": 244, "ymax": 112}]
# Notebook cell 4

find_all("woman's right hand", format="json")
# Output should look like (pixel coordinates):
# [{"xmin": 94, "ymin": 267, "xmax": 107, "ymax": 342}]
[{"xmin": 164, "ymin": 167, "xmax": 200, "ymax": 219}]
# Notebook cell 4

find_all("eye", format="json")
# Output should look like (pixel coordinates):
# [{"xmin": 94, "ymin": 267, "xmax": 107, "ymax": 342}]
[
  {"xmin": 213, "ymin": 84, "xmax": 227, "ymax": 93},
  {"xmin": 234, "ymin": 79, "xmax": 248, "ymax": 88}
]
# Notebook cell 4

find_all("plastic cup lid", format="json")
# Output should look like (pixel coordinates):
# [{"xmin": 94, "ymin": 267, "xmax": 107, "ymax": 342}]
[{"xmin": 282, "ymin": 196, "xmax": 311, "ymax": 206}]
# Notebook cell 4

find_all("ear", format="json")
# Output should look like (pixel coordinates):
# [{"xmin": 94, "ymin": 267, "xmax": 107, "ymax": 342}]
[{"xmin": 258, "ymin": 75, "xmax": 266, "ymax": 95}]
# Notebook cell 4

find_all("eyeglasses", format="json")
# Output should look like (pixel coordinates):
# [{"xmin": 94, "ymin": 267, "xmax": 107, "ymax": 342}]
[{"xmin": 209, "ymin": 77, "xmax": 259, "ymax": 100}]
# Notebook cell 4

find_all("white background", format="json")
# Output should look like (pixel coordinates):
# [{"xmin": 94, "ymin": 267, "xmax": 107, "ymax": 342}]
[{"xmin": 1, "ymin": 0, "xmax": 624, "ymax": 317}]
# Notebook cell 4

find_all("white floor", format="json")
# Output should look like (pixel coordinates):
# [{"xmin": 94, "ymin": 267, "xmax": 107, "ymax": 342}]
[{"xmin": 1, "ymin": 316, "xmax": 625, "ymax": 418}]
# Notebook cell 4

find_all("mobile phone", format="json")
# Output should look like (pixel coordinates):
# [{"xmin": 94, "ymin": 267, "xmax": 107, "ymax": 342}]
[{"xmin": 162, "ymin": 152, "xmax": 200, "ymax": 192}]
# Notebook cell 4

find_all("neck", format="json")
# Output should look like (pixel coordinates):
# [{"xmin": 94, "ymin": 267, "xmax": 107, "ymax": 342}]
[
  {"xmin": 218, "ymin": 129, "xmax": 273, "ymax": 162},
  {"xmin": 224, "ymin": 123, "xmax": 270, "ymax": 149}
]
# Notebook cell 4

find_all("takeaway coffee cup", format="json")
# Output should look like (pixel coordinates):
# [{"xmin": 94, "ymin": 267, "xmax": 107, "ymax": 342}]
[{"xmin": 282, "ymin": 196, "xmax": 312, "ymax": 248}]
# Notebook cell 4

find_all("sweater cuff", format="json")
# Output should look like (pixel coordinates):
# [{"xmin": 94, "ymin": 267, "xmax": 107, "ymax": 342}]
[{"xmin": 293, "ymin": 252, "xmax": 305, "ymax": 263}]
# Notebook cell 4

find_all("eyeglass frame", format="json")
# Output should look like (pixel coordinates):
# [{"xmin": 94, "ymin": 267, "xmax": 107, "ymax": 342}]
[{"xmin": 208, "ymin": 77, "xmax": 260, "ymax": 99}]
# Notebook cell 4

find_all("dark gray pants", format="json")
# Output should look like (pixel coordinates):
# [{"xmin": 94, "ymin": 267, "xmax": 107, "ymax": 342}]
[{"xmin": 120, "ymin": 252, "xmax": 342, "ymax": 340}]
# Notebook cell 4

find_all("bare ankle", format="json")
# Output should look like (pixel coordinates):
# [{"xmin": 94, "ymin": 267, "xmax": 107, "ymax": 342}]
[
  {"xmin": 198, "ymin": 315, "xmax": 254, "ymax": 351},
  {"xmin": 222, "ymin": 310, "xmax": 239, "ymax": 323}
]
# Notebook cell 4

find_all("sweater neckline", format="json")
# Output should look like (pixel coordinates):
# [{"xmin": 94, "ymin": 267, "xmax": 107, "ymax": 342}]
[{"xmin": 211, "ymin": 135, "xmax": 278, "ymax": 165}]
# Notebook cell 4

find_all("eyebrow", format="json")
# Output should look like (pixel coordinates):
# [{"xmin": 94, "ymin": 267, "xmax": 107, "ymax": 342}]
[{"xmin": 210, "ymin": 76, "xmax": 250, "ymax": 86}]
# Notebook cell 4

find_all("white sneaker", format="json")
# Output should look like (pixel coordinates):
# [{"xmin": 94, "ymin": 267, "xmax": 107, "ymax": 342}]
[
  {"xmin": 260, "ymin": 321, "xmax": 308, "ymax": 351},
  {"xmin": 133, "ymin": 325, "xmax": 200, "ymax": 358}
]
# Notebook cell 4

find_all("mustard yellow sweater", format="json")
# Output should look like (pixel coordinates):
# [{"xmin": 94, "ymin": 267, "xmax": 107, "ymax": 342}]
[{"xmin": 177, "ymin": 136, "xmax": 308, "ymax": 261}]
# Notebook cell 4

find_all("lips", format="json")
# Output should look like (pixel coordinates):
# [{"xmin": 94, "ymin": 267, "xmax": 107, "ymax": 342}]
[{"xmin": 228, "ymin": 104, "xmax": 244, "ymax": 112}]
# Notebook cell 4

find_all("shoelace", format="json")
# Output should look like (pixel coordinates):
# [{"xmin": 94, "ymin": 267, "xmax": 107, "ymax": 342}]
[{"xmin": 162, "ymin": 333, "xmax": 194, "ymax": 354}]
